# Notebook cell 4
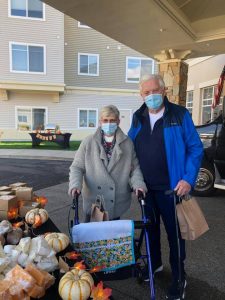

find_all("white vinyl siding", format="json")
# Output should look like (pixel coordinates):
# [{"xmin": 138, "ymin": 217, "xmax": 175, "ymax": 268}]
[
  {"xmin": 10, "ymin": 42, "xmax": 46, "ymax": 74},
  {"xmin": 9, "ymin": 0, "xmax": 45, "ymax": 20},
  {"xmin": 65, "ymin": 17, "xmax": 157, "ymax": 89},
  {"xmin": 16, "ymin": 106, "xmax": 47, "ymax": 131},
  {"xmin": 78, "ymin": 53, "xmax": 99, "ymax": 76},
  {"xmin": 126, "ymin": 56, "xmax": 155, "ymax": 83},
  {"xmin": 78, "ymin": 109, "xmax": 98, "ymax": 128}
]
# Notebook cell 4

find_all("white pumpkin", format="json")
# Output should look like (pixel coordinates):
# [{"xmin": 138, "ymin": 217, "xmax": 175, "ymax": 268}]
[
  {"xmin": 59, "ymin": 269, "xmax": 94, "ymax": 300},
  {"xmin": 44, "ymin": 233, "xmax": 69, "ymax": 253},
  {"xmin": 25, "ymin": 208, "xmax": 48, "ymax": 227}
]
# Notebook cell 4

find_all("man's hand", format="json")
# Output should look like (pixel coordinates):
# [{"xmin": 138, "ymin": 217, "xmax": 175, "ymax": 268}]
[
  {"xmin": 70, "ymin": 188, "xmax": 81, "ymax": 197},
  {"xmin": 174, "ymin": 180, "xmax": 191, "ymax": 197},
  {"xmin": 135, "ymin": 188, "xmax": 146, "ymax": 198}
]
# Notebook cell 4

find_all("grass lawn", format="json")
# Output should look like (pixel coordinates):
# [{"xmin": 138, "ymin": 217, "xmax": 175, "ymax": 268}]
[{"xmin": 0, "ymin": 141, "xmax": 81, "ymax": 151}]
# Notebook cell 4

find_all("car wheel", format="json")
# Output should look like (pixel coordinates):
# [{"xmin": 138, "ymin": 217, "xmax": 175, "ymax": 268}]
[{"xmin": 193, "ymin": 161, "xmax": 215, "ymax": 196}]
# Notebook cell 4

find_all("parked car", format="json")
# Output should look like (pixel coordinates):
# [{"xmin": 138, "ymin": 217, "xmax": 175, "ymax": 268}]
[{"xmin": 194, "ymin": 110, "xmax": 225, "ymax": 196}]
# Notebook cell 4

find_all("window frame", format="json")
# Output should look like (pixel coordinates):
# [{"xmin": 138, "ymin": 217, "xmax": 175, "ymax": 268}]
[
  {"xmin": 201, "ymin": 86, "xmax": 214, "ymax": 124},
  {"xmin": 78, "ymin": 53, "xmax": 99, "ymax": 76},
  {"xmin": 78, "ymin": 21, "xmax": 90, "ymax": 28},
  {"xmin": 8, "ymin": 0, "xmax": 45, "ymax": 21},
  {"xmin": 186, "ymin": 90, "xmax": 193, "ymax": 114},
  {"xmin": 125, "ymin": 56, "xmax": 155, "ymax": 83},
  {"xmin": 15, "ymin": 106, "xmax": 48, "ymax": 131},
  {"xmin": 77, "ymin": 108, "xmax": 98, "ymax": 129},
  {"xmin": 9, "ymin": 41, "xmax": 46, "ymax": 74}
]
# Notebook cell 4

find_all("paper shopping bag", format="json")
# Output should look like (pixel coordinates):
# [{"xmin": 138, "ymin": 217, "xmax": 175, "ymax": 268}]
[
  {"xmin": 176, "ymin": 196, "xmax": 209, "ymax": 240},
  {"xmin": 90, "ymin": 195, "xmax": 109, "ymax": 222}
]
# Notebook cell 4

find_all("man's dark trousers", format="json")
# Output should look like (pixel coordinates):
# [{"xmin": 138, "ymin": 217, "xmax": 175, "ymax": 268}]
[{"xmin": 145, "ymin": 189, "xmax": 186, "ymax": 281}]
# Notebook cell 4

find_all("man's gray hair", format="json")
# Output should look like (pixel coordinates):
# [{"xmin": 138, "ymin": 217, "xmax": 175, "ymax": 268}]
[
  {"xmin": 100, "ymin": 105, "xmax": 120, "ymax": 119},
  {"xmin": 139, "ymin": 74, "xmax": 165, "ymax": 89}
]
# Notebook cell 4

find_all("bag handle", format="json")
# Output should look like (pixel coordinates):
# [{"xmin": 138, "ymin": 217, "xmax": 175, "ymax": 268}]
[
  {"xmin": 178, "ymin": 194, "xmax": 192, "ymax": 202},
  {"xmin": 165, "ymin": 189, "xmax": 191, "ymax": 203},
  {"xmin": 95, "ymin": 195, "xmax": 106, "ymax": 211}
]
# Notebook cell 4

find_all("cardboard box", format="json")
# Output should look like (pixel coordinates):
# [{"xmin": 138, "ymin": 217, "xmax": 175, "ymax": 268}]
[
  {"xmin": 0, "ymin": 208, "xmax": 19, "ymax": 221},
  {"xmin": 0, "ymin": 191, "xmax": 13, "ymax": 196},
  {"xmin": 0, "ymin": 186, "xmax": 11, "ymax": 192},
  {"xmin": 0, "ymin": 210, "xmax": 8, "ymax": 221},
  {"xmin": 0, "ymin": 195, "xmax": 18, "ymax": 211},
  {"xmin": 11, "ymin": 187, "xmax": 21, "ymax": 195},
  {"xmin": 16, "ymin": 187, "xmax": 33, "ymax": 201},
  {"xmin": 9, "ymin": 182, "xmax": 27, "ymax": 189},
  {"xmin": 19, "ymin": 201, "xmax": 41, "ymax": 218}
]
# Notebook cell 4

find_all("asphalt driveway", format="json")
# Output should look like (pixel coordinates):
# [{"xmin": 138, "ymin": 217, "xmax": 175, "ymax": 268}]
[{"xmin": 1, "ymin": 158, "xmax": 225, "ymax": 299}]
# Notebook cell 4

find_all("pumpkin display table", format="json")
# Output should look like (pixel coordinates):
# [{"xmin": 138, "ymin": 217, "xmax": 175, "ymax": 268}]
[
  {"xmin": 29, "ymin": 132, "xmax": 72, "ymax": 148},
  {"xmin": 37, "ymin": 219, "xmax": 114, "ymax": 300},
  {"xmin": 32, "ymin": 218, "xmax": 74, "ymax": 300}
]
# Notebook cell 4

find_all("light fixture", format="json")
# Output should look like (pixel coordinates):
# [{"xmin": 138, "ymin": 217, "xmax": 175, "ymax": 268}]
[
  {"xmin": 159, "ymin": 28, "xmax": 165, "ymax": 32},
  {"xmin": 106, "ymin": 46, "xmax": 110, "ymax": 49},
  {"xmin": 117, "ymin": 45, "xmax": 121, "ymax": 50}
]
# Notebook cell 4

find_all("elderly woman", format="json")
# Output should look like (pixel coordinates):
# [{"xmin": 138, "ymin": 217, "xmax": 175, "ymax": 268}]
[{"xmin": 69, "ymin": 105, "xmax": 147, "ymax": 221}]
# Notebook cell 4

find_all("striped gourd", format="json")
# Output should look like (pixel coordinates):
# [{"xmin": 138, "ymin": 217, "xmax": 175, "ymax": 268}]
[
  {"xmin": 44, "ymin": 232, "xmax": 69, "ymax": 253},
  {"xmin": 59, "ymin": 269, "xmax": 94, "ymax": 300},
  {"xmin": 25, "ymin": 208, "xmax": 48, "ymax": 227}
]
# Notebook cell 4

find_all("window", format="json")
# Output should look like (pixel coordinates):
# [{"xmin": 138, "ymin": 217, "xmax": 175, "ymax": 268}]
[
  {"xmin": 78, "ymin": 53, "xmax": 99, "ymax": 76},
  {"xmin": 10, "ymin": 0, "xmax": 44, "ymax": 19},
  {"xmin": 126, "ymin": 56, "xmax": 154, "ymax": 83},
  {"xmin": 18, "ymin": 115, "xmax": 27, "ymax": 122},
  {"xmin": 186, "ymin": 91, "xmax": 193, "ymax": 115},
  {"xmin": 16, "ymin": 107, "xmax": 47, "ymax": 131},
  {"xmin": 78, "ymin": 109, "xmax": 97, "ymax": 128},
  {"xmin": 78, "ymin": 22, "xmax": 90, "ymax": 28},
  {"xmin": 10, "ymin": 42, "xmax": 45, "ymax": 73},
  {"xmin": 202, "ymin": 86, "xmax": 222, "ymax": 124}
]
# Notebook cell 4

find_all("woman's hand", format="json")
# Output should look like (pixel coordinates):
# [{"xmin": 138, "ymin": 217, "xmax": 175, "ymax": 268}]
[
  {"xmin": 70, "ymin": 188, "xmax": 81, "ymax": 197},
  {"xmin": 135, "ymin": 188, "xmax": 146, "ymax": 198}
]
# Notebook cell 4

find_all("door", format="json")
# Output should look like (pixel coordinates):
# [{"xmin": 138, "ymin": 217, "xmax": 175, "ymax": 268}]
[{"xmin": 119, "ymin": 109, "xmax": 132, "ymax": 134}]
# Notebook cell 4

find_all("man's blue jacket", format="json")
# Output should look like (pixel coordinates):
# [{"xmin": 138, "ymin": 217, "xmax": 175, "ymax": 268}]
[{"xmin": 128, "ymin": 97, "xmax": 204, "ymax": 190}]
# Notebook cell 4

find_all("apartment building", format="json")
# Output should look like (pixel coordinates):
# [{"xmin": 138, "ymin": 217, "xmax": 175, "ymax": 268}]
[
  {"xmin": 186, "ymin": 55, "xmax": 225, "ymax": 125},
  {"xmin": 0, "ymin": 0, "xmax": 224, "ymax": 142},
  {"xmin": 0, "ymin": 0, "xmax": 156, "ymax": 141}
]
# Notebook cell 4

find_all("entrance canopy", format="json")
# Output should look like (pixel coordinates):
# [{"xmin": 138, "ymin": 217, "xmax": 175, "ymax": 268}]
[{"xmin": 42, "ymin": 0, "xmax": 225, "ymax": 60}]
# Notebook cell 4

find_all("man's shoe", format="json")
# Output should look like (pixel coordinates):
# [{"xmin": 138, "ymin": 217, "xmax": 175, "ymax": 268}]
[
  {"xmin": 165, "ymin": 279, "xmax": 187, "ymax": 300},
  {"xmin": 143, "ymin": 264, "xmax": 163, "ymax": 282}
]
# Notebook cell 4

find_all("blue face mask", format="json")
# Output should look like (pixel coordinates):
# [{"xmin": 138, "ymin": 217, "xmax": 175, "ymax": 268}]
[
  {"xmin": 101, "ymin": 123, "xmax": 118, "ymax": 135},
  {"xmin": 145, "ymin": 94, "xmax": 163, "ymax": 110}
]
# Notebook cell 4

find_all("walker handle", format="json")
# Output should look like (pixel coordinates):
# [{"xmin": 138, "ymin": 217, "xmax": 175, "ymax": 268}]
[
  {"xmin": 72, "ymin": 191, "xmax": 80, "ymax": 206},
  {"xmin": 137, "ymin": 190, "xmax": 145, "ymax": 201}
]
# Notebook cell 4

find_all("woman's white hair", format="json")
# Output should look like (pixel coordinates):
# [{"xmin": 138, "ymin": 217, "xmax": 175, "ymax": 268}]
[
  {"xmin": 139, "ymin": 74, "xmax": 165, "ymax": 89},
  {"xmin": 100, "ymin": 105, "xmax": 120, "ymax": 119}
]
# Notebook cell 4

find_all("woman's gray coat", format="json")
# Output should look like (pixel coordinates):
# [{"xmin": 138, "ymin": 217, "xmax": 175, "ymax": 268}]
[{"xmin": 69, "ymin": 127, "xmax": 147, "ymax": 220}]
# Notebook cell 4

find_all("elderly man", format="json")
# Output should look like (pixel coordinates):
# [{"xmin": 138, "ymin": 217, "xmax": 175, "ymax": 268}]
[{"xmin": 128, "ymin": 74, "xmax": 203, "ymax": 300}]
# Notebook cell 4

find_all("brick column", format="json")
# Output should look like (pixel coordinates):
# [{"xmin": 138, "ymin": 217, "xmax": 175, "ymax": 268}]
[{"xmin": 158, "ymin": 59, "xmax": 188, "ymax": 107}]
